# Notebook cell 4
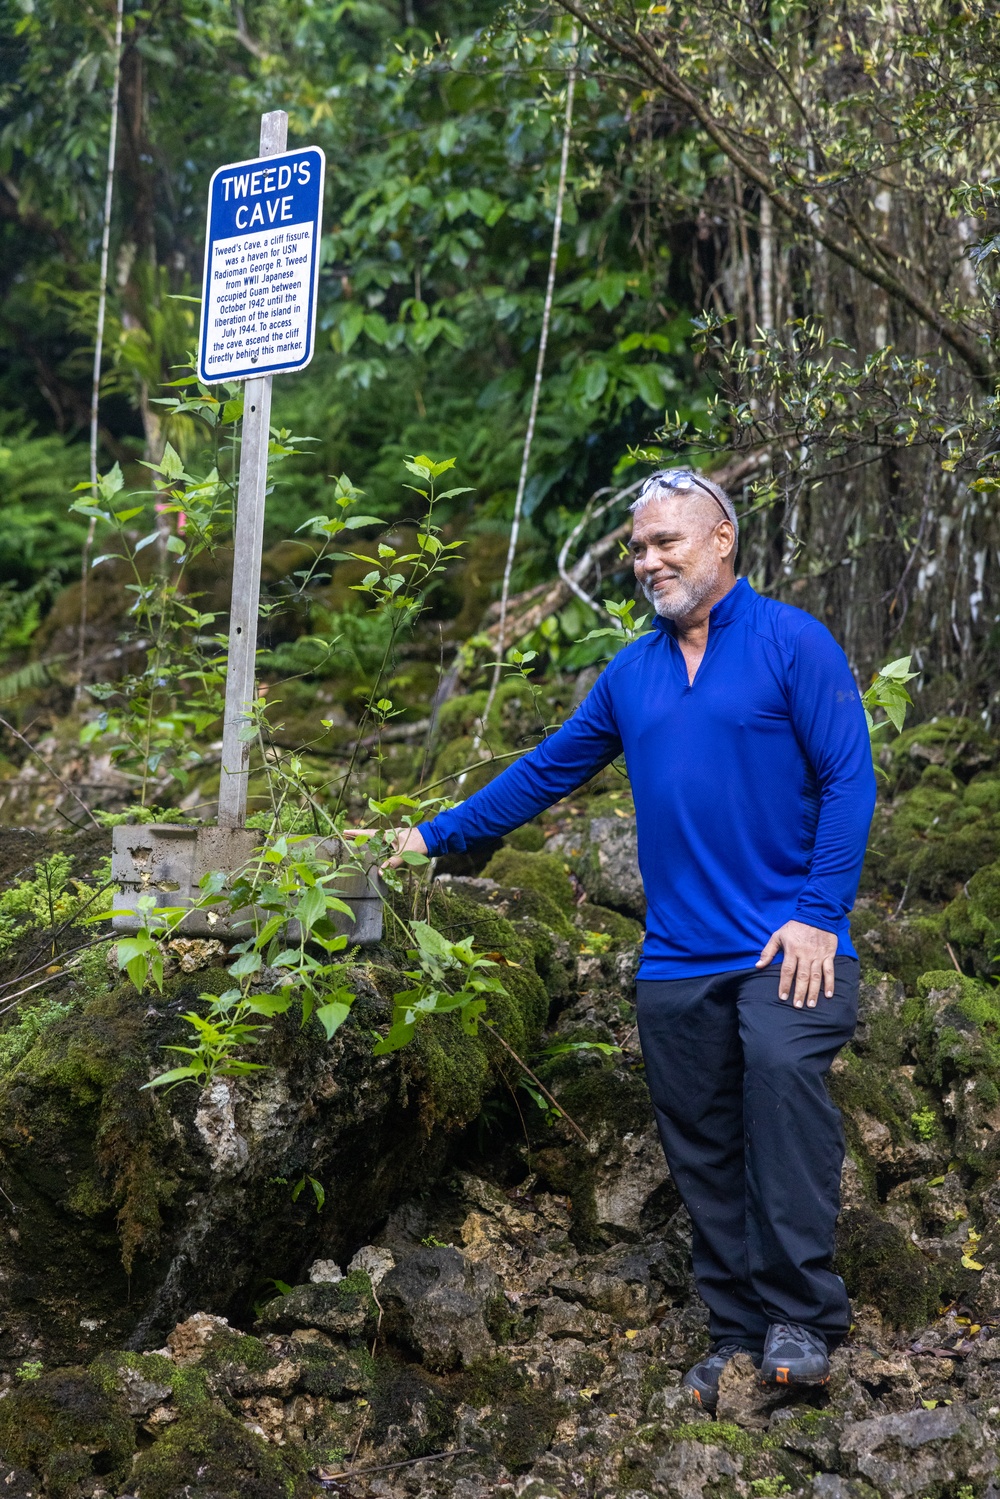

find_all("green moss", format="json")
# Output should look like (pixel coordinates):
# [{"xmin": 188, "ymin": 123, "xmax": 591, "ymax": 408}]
[
  {"xmin": 168, "ymin": 1366, "xmax": 213, "ymax": 1413},
  {"xmin": 532, "ymin": 1064, "xmax": 654, "ymax": 1244},
  {"xmin": 916, "ymin": 970, "xmax": 1000, "ymax": 1085},
  {"xmin": 295, "ymin": 1343, "xmax": 376, "ymax": 1399},
  {"xmin": 130, "ymin": 1407, "xmax": 308, "ymax": 1499},
  {"xmin": 336, "ymin": 1269, "xmax": 378, "ymax": 1318},
  {"xmin": 575, "ymin": 901, "xmax": 643, "ymax": 949},
  {"xmin": 0, "ymin": 1367, "xmax": 133, "ymax": 1496},
  {"xmin": 480, "ymin": 848, "xmax": 577, "ymax": 915},
  {"xmin": 883, "ymin": 717, "xmax": 997, "ymax": 791},
  {"xmin": 484, "ymin": 1294, "xmax": 530, "ymax": 1344},
  {"xmin": 458, "ymin": 1354, "xmax": 529, "ymax": 1406},
  {"xmin": 505, "ymin": 824, "xmax": 546, "ymax": 852},
  {"xmin": 835, "ymin": 1207, "xmax": 942, "ymax": 1327},
  {"xmin": 369, "ymin": 1362, "xmax": 458, "ymax": 1457},
  {"xmin": 397, "ymin": 884, "xmax": 548, "ymax": 1128},
  {"xmin": 0, "ymin": 995, "xmax": 79, "ymax": 1073},
  {"xmin": 942, "ymin": 859, "xmax": 1000, "ymax": 976},
  {"xmin": 851, "ymin": 907, "xmax": 951, "ymax": 992},
  {"xmin": 829, "ymin": 1049, "xmax": 918, "ymax": 1148},
  {"xmin": 668, "ymin": 1420, "xmax": 763, "ymax": 1459},
  {"xmin": 0, "ymin": 980, "xmax": 179, "ymax": 1272},
  {"xmin": 90, "ymin": 1348, "xmax": 175, "ymax": 1394},
  {"xmin": 482, "ymin": 1384, "xmax": 564, "ymax": 1470},
  {"xmin": 202, "ymin": 1330, "xmax": 275, "ymax": 1375}
]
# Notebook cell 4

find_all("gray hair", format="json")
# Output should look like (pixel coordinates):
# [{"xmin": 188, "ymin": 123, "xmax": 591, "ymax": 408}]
[{"xmin": 629, "ymin": 468, "xmax": 739, "ymax": 544}]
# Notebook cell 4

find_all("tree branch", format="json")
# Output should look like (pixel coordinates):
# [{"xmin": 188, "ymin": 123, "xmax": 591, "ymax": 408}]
[{"xmin": 552, "ymin": 0, "xmax": 993, "ymax": 380}]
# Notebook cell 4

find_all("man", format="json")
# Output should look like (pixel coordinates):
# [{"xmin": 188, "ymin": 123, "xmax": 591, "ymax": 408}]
[{"xmin": 393, "ymin": 469, "xmax": 876, "ymax": 1412}]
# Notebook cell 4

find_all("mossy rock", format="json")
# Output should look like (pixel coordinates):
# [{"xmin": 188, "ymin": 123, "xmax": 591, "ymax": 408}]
[
  {"xmin": 131, "ymin": 1407, "xmax": 308, "ymax": 1499},
  {"xmin": 914, "ymin": 970, "xmax": 1000, "ymax": 1088},
  {"xmin": 0, "ymin": 1367, "xmax": 133, "ymax": 1495},
  {"xmin": 862, "ymin": 762, "xmax": 1000, "ymax": 906},
  {"xmin": 480, "ymin": 848, "xmax": 576, "ymax": 916},
  {"xmin": 851, "ymin": 904, "xmax": 950, "ymax": 992},
  {"xmin": 830, "ymin": 1049, "xmax": 925, "ymax": 1155},
  {"xmin": 257, "ymin": 1273, "xmax": 378, "ymax": 1342},
  {"xmin": 881, "ymin": 716, "xmax": 997, "ymax": 791},
  {"xmin": 835, "ymin": 1207, "xmax": 942, "ymax": 1327},
  {"xmin": 368, "ymin": 1361, "xmax": 459, "ymax": 1458},
  {"xmin": 531, "ymin": 1059, "xmax": 656, "ymax": 1245},
  {"xmin": 575, "ymin": 900, "xmax": 643, "ymax": 950},
  {"xmin": 942, "ymin": 857, "xmax": 1000, "ymax": 978},
  {"xmin": 504, "ymin": 824, "xmax": 545, "ymax": 852}
]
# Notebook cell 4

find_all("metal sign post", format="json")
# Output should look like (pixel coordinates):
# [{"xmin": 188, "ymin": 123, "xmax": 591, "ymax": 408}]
[
  {"xmin": 112, "ymin": 112, "xmax": 382, "ymax": 942},
  {"xmin": 198, "ymin": 110, "xmax": 326, "ymax": 827}
]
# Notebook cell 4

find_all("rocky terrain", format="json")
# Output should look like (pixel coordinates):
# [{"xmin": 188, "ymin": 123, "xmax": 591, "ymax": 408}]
[{"xmin": 0, "ymin": 713, "xmax": 999, "ymax": 1496}]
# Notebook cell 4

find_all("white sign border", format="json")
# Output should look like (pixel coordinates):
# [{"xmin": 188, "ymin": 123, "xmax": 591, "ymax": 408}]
[{"xmin": 197, "ymin": 144, "xmax": 326, "ymax": 386}]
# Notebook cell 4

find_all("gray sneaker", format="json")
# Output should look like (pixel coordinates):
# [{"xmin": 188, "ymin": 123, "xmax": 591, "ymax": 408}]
[
  {"xmin": 760, "ymin": 1321, "xmax": 830, "ymax": 1386},
  {"xmin": 682, "ymin": 1343, "xmax": 762, "ymax": 1413}
]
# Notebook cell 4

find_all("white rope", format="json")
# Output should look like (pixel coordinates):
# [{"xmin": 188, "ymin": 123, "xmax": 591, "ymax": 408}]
[
  {"xmin": 78, "ymin": 0, "xmax": 125, "ymax": 691},
  {"xmin": 472, "ymin": 34, "xmax": 578, "ymax": 756}
]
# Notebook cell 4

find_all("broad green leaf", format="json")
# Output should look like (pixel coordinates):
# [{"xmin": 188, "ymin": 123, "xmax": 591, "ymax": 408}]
[
  {"xmin": 245, "ymin": 994, "xmax": 293, "ymax": 1017},
  {"xmin": 297, "ymin": 884, "xmax": 327, "ymax": 931},
  {"xmin": 141, "ymin": 1066, "xmax": 201, "ymax": 1091},
  {"xmin": 315, "ymin": 999, "xmax": 352, "ymax": 1039}
]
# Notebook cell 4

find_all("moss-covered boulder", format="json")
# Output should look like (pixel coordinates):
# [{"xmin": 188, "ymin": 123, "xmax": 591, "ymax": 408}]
[
  {"xmin": 480, "ymin": 848, "xmax": 577, "ymax": 915},
  {"xmin": 0, "ymin": 863, "xmax": 552, "ymax": 1365},
  {"xmin": 835, "ymin": 1208, "xmax": 942, "ymax": 1329},
  {"xmin": 0, "ymin": 1367, "xmax": 133, "ymax": 1496},
  {"xmin": 879, "ymin": 715, "xmax": 998, "ymax": 792},
  {"xmin": 131, "ymin": 1407, "xmax": 309, "ymax": 1499},
  {"xmin": 942, "ymin": 856, "xmax": 1000, "ymax": 978}
]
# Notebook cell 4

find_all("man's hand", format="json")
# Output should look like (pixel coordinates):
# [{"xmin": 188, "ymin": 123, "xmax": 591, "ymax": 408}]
[
  {"xmin": 756, "ymin": 920, "xmax": 838, "ymax": 1009},
  {"xmin": 382, "ymin": 826, "xmax": 428, "ymax": 871}
]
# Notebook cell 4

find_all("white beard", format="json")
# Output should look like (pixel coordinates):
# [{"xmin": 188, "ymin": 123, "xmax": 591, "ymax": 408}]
[{"xmin": 640, "ymin": 569, "xmax": 719, "ymax": 620}]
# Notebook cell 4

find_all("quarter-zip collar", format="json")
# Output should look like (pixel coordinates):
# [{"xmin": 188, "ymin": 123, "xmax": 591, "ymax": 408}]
[{"xmin": 652, "ymin": 576, "xmax": 754, "ymax": 637}]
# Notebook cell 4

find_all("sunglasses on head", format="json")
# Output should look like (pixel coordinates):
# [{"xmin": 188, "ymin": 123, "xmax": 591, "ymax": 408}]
[{"xmin": 638, "ymin": 469, "xmax": 732, "ymax": 527}]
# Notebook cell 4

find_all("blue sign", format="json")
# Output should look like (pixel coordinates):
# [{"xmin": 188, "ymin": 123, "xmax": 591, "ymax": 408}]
[{"xmin": 198, "ymin": 145, "xmax": 326, "ymax": 384}]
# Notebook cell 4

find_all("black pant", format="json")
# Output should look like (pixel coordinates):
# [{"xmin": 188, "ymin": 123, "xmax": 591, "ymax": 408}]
[{"xmin": 636, "ymin": 957, "xmax": 859, "ymax": 1352}]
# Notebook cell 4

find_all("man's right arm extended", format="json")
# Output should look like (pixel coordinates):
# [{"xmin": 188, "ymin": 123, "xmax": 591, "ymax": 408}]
[{"xmin": 417, "ymin": 667, "xmax": 624, "ymax": 855}]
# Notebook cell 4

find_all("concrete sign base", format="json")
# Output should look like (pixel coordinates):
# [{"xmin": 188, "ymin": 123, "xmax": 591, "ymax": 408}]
[{"xmin": 111, "ymin": 824, "xmax": 384, "ymax": 943}]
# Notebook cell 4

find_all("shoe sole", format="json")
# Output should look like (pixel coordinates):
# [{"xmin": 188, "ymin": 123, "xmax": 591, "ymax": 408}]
[{"xmin": 761, "ymin": 1367, "xmax": 830, "ymax": 1387}]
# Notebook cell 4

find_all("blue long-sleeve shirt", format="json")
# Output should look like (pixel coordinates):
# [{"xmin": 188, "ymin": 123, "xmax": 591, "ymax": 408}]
[{"xmin": 419, "ymin": 578, "xmax": 877, "ymax": 979}]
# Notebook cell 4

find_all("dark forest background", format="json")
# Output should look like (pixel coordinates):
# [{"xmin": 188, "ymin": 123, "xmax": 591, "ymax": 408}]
[{"xmin": 1, "ymin": 0, "xmax": 999, "ymax": 747}]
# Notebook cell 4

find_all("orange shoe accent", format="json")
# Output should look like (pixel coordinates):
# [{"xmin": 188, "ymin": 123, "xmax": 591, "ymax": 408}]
[{"xmin": 776, "ymin": 1367, "xmax": 790, "ymax": 1384}]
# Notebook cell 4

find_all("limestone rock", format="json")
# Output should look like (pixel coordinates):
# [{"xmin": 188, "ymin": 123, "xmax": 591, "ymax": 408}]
[
  {"xmin": 194, "ymin": 1079, "xmax": 250, "ymax": 1174},
  {"xmin": 307, "ymin": 1259, "xmax": 342, "ymax": 1283},
  {"xmin": 647, "ymin": 1436, "xmax": 743, "ymax": 1498},
  {"xmin": 167, "ymin": 1311, "xmax": 233, "ymax": 1366},
  {"xmin": 348, "ymin": 1244, "xmax": 396, "ymax": 1286},
  {"xmin": 800, "ymin": 1479, "xmax": 880, "ymax": 1499},
  {"xmin": 715, "ymin": 1351, "xmax": 786, "ymax": 1428},
  {"xmin": 838, "ymin": 1402, "xmax": 1000, "ymax": 1496},
  {"xmin": 379, "ymin": 1246, "xmax": 499, "ymax": 1370},
  {"xmin": 257, "ymin": 1279, "xmax": 376, "ymax": 1340},
  {"xmin": 591, "ymin": 1123, "xmax": 671, "ymax": 1236},
  {"xmin": 115, "ymin": 1363, "xmax": 173, "ymax": 1417},
  {"xmin": 0, "ymin": 1468, "xmax": 39, "ymax": 1499},
  {"xmin": 547, "ymin": 815, "xmax": 646, "ymax": 919}
]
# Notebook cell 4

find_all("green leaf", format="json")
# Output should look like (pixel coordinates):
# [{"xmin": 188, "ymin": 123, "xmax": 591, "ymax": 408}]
[
  {"xmin": 141, "ymin": 1066, "xmax": 200, "ymax": 1091},
  {"xmin": 228, "ymin": 951, "xmax": 262, "ymax": 978},
  {"xmin": 245, "ymin": 994, "xmax": 293, "ymax": 1017},
  {"xmin": 315, "ymin": 999, "xmax": 352, "ymax": 1040},
  {"xmin": 297, "ymin": 885, "xmax": 327, "ymax": 931},
  {"xmin": 97, "ymin": 463, "xmax": 124, "ymax": 500}
]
